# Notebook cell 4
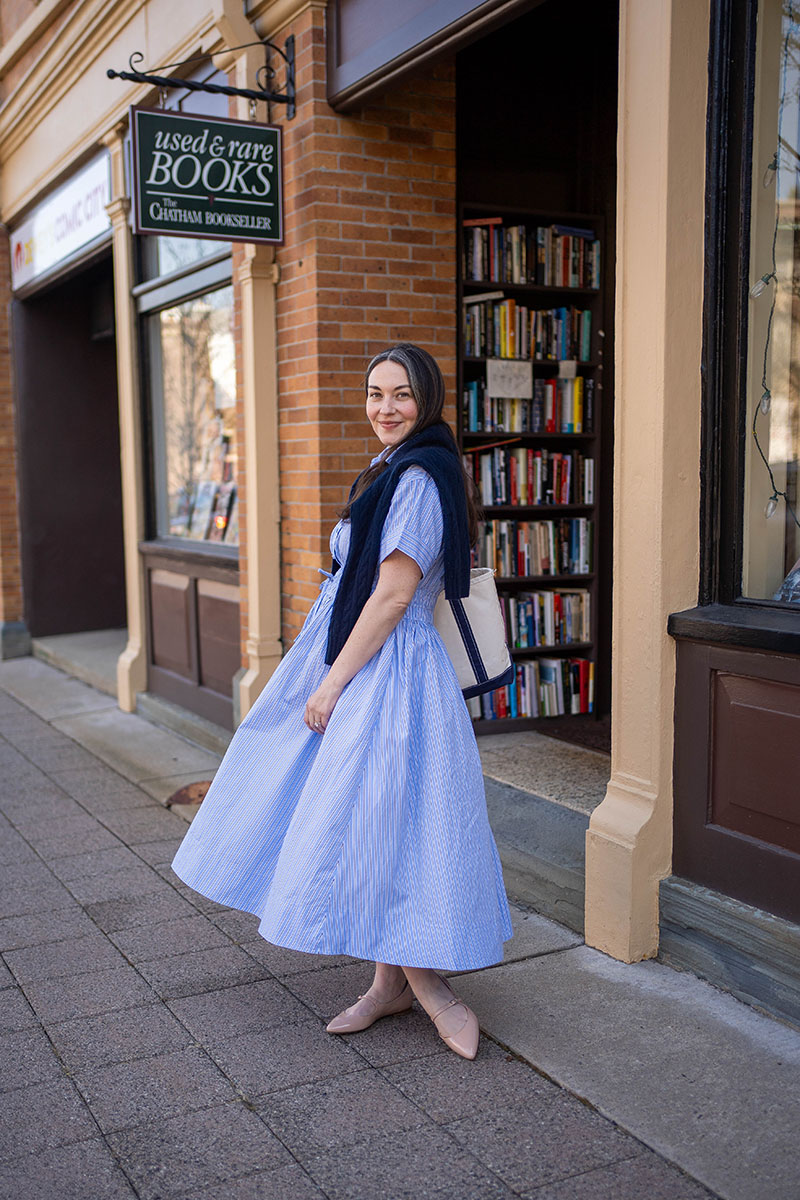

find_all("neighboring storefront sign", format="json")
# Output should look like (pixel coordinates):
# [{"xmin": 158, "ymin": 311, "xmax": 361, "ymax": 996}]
[
  {"xmin": 131, "ymin": 107, "xmax": 283, "ymax": 245},
  {"xmin": 11, "ymin": 153, "xmax": 111, "ymax": 291}
]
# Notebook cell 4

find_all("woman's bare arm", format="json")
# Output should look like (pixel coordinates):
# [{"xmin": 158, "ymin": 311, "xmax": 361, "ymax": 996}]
[{"xmin": 304, "ymin": 548, "xmax": 422, "ymax": 731}]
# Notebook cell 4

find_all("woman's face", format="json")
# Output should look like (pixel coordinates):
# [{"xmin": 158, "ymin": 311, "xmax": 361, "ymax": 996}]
[{"xmin": 366, "ymin": 360, "xmax": 419, "ymax": 448}]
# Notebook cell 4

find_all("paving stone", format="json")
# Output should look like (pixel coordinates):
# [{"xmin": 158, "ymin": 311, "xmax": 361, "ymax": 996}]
[
  {"xmin": 208, "ymin": 909, "xmax": 262, "ymax": 942},
  {"xmin": 282, "ymin": 961, "xmax": 374, "ymax": 1020},
  {"xmin": 0, "ymin": 1136, "xmax": 137, "ymax": 1199},
  {"xmin": 107, "ymin": 1102, "xmax": 291, "ymax": 1199},
  {"xmin": 51, "ymin": 766, "xmax": 155, "ymax": 810},
  {"xmin": 335, "ymin": 1004, "xmax": 451, "ymax": 1067},
  {"xmin": 131, "ymin": 837, "xmax": 185, "ymax": 867},
  {"xmin": 195, "ymin": 1162, "xmax": 328, "ymax": 1200},
  {"xmin": 0, "ymin": 828, "xmax": 36, "ymax": 866},
  {"xmin": 0, "ymin": 1025, "xmax": 67, "ymax": 1091},
  {"xmin": 65, "ymin": 864, "xmax": 169, "ymax": 905},
  {"xmin": 23, "ymin": 965, "xmax": 155, "ymax": 1024},
  {"xmin": 0, "ymin": 711, "xmax": 57, "ymax": 739},
  {"xmin": 530, "ymin": 1147, "xmax": 717, "ymax": 1199},
  {"xmin": 238, "ymin": 935, "xmax": 358, "ymax": 976},
  {"xmin": 0, "ymin": 987, "xmax": 38, "ymax": 1033},
  {"xmin": 136, "ymin": 945, "xmax": 272, "ymax": 1000},
  {"xmin": 85, "ymin": 888, "xmax": 197, "ymax": 933},
  {"xmin": 47, "ymin": 1002, "xmax": 193, "ymax": 1072},
  {"xmin": 109, "ymin": 914, "xmax": 232, "ymax": 963},
  {"xmin": 99, "ymin": 805, "xmax": 193, "ymax": 843},
  {"xmin": 0, "ymin": 862, "xmax": 73, "ymax": 916},
  {"xmin": 446, "ymin": 1095, "xmax": 640, "ymax": 1195},
  {"xmin": 0, "ymin": 960, "xmax": 14, "ymax": 989},
  {"xmin": 165, "ymin": 875, "xmax": 229, "ymax": 914},
  {"xmin": 382, "ymin": 1039, "xmax": 562, "ymax": 1122},
  {"xmin": 0, "ymin": 692, "xmax": 24, "ymax": 715},
  {"xmin": 5, "ymin": 932, "xmax": 125, "ymax": 984},
  {"xmin": 0, "ymin": 906, "xmax": 98, "ymax": 951},
  {"xmin": 256, "ymin": 1070, "xmax": 432, "ymax": 1158},
  {"xmin": 47, "ymin": 845, "xmax": 140, "ymax": 883},
  {"xmin": 168, "ymin": 979, "xmax": 312, "ymax": 1043},
  {"xmin": 1, "ymin": 792, "xmax": 87, "ymax": 828},
  {"xmin": 28, "ymin": 821, "xmax": 123, "ymax": 860},
  {"xmin": 74, "ymin": 1044, "xmax": 236, "ymax": 1132},
  {"xmin": 17, "ymin": 737, "xmax": 99, "ymax": 772},
  {"xmin": 304, "ymin": 1124, "xmax": 519, "ymax": 1200},
  {"xmin": 0, "ymin": 1076, "xmax": 98, "ymax": 1162},
  {"xmin": 206, "ymin": 1020, "xmax": 367, "ymax": 1098}
]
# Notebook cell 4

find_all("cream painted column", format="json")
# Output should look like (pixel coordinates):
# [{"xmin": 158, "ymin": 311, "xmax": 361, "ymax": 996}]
[
  {"xmin": 102, "ymin": 125, "xmax": 148, "ymax": 712},
  {"xmin": 236, "ymin": 243, "xmax": 283, "ymax": 717},
  {"xmin": 583, "ymin": 0, "xmax": 708, "ymax": 961}
]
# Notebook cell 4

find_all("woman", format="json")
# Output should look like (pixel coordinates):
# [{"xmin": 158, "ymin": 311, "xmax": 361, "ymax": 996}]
[{"xmin": 171, "ymin": 343, "xmax": 512, "ymax": 1060}]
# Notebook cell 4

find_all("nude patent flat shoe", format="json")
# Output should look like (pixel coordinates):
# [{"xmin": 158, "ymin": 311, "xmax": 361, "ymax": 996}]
[
  {"xmin": 431, "ymin": 980, "xmax": 480, "ymax": 1060},
  {"xmin": 326, "ymin": 981, "xmax": 414, "ymax": 1034}
]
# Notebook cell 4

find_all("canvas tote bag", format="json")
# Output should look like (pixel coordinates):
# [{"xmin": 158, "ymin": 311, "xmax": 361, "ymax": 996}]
[{"xmin": 433, "ymin": 567, "xmax": 515, "ymax": 698}]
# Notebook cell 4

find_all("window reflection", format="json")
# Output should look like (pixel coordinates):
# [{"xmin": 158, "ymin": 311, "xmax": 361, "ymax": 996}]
[
  {"xmin": 745, "ymin": 0, "xmax": 800, "ymax": 602},
  {"xmin": 155, "ymin": 236, "xmax": 231, "ymax": 277},
  {"xmin": 152, "ymin": 286, "xmax": 238, "ymax": 545}
]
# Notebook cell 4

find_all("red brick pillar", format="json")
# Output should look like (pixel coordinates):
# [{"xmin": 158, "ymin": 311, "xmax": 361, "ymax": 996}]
[
  {"xmin": 271, "ymin": 7, "xmax": 457, "ymax": 647},
  {"xmin": 0, "ymin": 229, "xmax": 28, "ymax": 657}
]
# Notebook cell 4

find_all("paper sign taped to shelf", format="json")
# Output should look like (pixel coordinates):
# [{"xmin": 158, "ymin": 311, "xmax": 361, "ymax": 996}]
[
  {"xmin": 486, "ymin": 358, "xmax": 533, "ymax": 399},
  {"xmin": 558, "ymin": 360, "xmax": 577, "ymax": 379}
]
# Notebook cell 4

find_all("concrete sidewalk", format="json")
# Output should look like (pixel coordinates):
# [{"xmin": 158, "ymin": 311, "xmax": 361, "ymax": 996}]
[{"xmin": 0, "ymin": 658, "xmax": 797, "ymax": 1199}]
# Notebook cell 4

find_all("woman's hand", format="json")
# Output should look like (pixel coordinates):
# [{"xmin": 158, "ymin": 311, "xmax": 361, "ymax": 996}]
[
  {"xmin": 304, "ymin": 550, "xmax": 422, "ymax": 736},
  {"xmin": 304, "ymin": 676, "xmax": 344, "ymax": 734}
]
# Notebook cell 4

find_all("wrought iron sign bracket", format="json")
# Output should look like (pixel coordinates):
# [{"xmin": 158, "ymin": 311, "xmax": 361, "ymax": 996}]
[{"xmin": 107, "ymin": 38, "xmax": 296, "ymax": 119}]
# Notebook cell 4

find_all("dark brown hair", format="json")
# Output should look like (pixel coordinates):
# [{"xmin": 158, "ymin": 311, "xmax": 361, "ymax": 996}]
[{"xmin": 339, "ymin": 343, "xmax": 481, "ymax": 544}]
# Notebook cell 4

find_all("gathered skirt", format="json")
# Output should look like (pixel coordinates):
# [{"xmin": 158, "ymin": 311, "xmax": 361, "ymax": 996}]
[{"xmin": 171, "ymin": 572, "xmax": 513, "ymax": 971}]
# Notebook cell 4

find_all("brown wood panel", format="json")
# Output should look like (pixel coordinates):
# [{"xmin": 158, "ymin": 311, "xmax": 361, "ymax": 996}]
[
  {"xmin": 197, "ymin": 578, "xmax": 240, "ymax": 697},
  {"xmin": 710, "ymin": 673, "xmax": 800, "ymax": 853},
  {"xmin": 142, "ymin": 545, "xmax": 239, "ymax": 730},
  {"xmin": 149, "ymin": 569, "xmax": 194, "ymax": 679},
  {"xmin": 673, "ymin": 638, "xmax": 800, "ymax": 922}
]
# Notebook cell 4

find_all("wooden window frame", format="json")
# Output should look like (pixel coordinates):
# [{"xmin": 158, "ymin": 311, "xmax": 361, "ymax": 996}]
[{"xmin": 669, "ymin": 0, "xmax": 800, "ymax": 649}]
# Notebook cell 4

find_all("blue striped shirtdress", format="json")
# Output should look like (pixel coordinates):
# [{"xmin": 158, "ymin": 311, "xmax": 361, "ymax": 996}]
[{"xmin": 171, "ymin": 465, "xmax": 513, "ymax": 970}]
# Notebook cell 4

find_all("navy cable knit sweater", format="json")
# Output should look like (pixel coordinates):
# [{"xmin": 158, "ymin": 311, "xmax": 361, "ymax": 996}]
[{"xmin": 324, "ymin": 422, "xmax": 471, "ymax": 665}]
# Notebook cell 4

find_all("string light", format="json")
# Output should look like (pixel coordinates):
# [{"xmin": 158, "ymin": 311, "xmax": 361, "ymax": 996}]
[
  {"xmin": 750, "ymin": 271, "xmax": 776, "ymax": 298},
  {"xmin": 752, "ymin": 2, "xmax": 800, "ymax": 530},
  {"xmin": 762, "ymin": 151, "xmax": 778, "ymax": 187}
]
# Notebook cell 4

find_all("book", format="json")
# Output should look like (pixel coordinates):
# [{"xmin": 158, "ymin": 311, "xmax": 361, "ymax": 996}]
[{"xmin": 188, "ymin": 481, "xmax": 217, "ymax": 540}]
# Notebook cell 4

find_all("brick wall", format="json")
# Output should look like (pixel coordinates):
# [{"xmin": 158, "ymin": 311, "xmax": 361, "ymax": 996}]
[
  {"xmin": 0, "ymin": 231, "xmax": 24, "ymax": 629},
  {"xmin": 270, "ymin": 7, "xmax": 457, "ymax": 648}
]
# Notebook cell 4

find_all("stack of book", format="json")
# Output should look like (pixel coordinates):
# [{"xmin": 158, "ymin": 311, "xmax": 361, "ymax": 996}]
[
  {"xmin": 467, "ymin": 446, "xmax": 594, "ymax": 507},
  {"xmin": 475, "ymin": 517, "xmax": 593, "ymax": 576},
  {"xmin": 500, "ymin": 588, "xmax": 591, "ymax": 648},
  {"xmin": 468, "ymin": 657, "xmax": 595, "ymax": 719},
  {"xmin": 463, "ymin": 218, "xmax": 601, "ymax": 289},
  {"xmin": 463, "ymin": 297, "xmax": 592, "ymax": 361},
  {"xmin": 462, "ymin": 377, "xmax": 594, "ymax": 434}
]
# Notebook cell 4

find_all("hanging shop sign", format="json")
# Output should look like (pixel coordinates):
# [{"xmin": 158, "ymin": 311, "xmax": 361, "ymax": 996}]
[
  {"xmin": 131, "ymin": 107, "xmax": 283, "ymax": 245},
  {"xmin": 11, "ymin": 153, "xmax": 111, "ymax": 291}
]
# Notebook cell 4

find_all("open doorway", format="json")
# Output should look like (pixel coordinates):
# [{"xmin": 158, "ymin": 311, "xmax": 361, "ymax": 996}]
[
  {"xmin": 13, "ymin": 253, "xmax": 126, "ymax": 643},
  {"xmin": 456, "ymin": 0, "xmax": 618, "ymax": 754}
]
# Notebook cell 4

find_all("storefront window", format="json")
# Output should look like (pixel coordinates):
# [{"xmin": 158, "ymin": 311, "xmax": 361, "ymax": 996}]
[
  {"xmin": 149, "ymin": 285, "xmax": 238, "ymax": 546},
  {"xmin": 144, "ymin": 235, "xmax": 231, "ymax": 280},
  {"xmin": 745, "ymin": 0, "xmax": 800, "ymax": 603}
]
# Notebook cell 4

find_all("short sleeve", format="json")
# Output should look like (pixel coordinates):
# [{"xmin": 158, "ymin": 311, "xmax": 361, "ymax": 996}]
[{"xmin": 378, "ymin": 467, "xmax": 444, "ymax": 576}]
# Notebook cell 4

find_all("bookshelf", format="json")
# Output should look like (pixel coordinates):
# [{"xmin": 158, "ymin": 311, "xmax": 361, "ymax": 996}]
[{"xmin": 458, "ymin": 205, "xmax": 606, "ymax": 733}]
